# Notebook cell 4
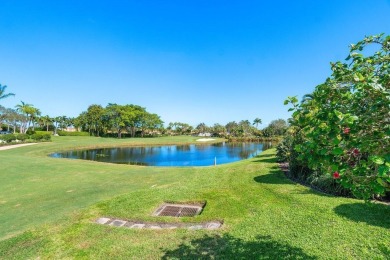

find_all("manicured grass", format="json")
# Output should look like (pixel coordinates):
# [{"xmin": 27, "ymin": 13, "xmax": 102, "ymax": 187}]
[
  {"xmin": 0, "ymin": 136, "xmax": 222, "ymax": 240},
  {"xmin": 0, "ymin": 136, "xmax": 389, "ymax": 259}
]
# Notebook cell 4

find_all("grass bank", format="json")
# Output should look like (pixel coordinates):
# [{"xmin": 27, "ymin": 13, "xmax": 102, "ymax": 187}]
[{"xmin": 0, "ymin": 136, "xmax": 389, "ymax": 259}]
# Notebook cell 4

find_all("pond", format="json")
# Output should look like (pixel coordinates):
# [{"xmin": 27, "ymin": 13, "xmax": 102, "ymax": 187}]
[{"xmin": 50, "ymin": 142, "xmax": 273, "ymax": 167}]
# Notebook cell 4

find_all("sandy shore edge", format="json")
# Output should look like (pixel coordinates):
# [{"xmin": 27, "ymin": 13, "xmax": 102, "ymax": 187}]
[{"xmin": 196, "ymin": 138, "xmax": 216, "ymax": 142}]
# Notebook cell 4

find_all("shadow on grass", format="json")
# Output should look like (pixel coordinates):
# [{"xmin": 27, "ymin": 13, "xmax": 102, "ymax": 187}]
[
  {"xmin": 252, "ymin": 158, "xmax": 278, "ymax": 164},
  {"xmin": 334, "ymin": 203, "xmax": 390, "ymax": 229},
  {"xmin": 161, "ymin": 234, "xmax": 316, "ymax": 259},
  {"xmin": 253, "ymin": 172, "xmax": 338, "ymax": 199},
  {"xmin": 291, "ymin": 188, "xmax": 334, "ymax": 198},
  {"xmin": 251, "ymin": 153, "xmax": 278, "ymax": 164},
  {"xmin": 255, "ymin": 153, "xmax": 274, "ymax": 158},
  {"xmin": 254, "ymin": 170, "xmax": 293, "ymax": 185}
]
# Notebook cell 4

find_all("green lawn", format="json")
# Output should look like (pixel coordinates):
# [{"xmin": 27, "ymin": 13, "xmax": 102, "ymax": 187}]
[{"xmin": 0, "ymin": 136, "xmax": 389, "ymax": 259}]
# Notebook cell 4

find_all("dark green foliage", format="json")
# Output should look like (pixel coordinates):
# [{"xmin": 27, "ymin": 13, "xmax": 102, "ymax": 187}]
[
  {"xmin": 16, "ymin": 134, "xmax": 29, "ymax": 141},
  {"xmin": 75, "ymin": 103, "xmax": 164, "ymax": 138},
  {"xmin": 35, "ymin": 131, "xmax": 50, "ymax": 135},
  {"xmin": 0, "ymin": 134, "xmax": 17, "ymax": 143},
  {"xmin": 284, "ymin": 34, "xmax": 390, "ymax": 200},
  {"xmin": 26, "ymin": 129, "xmax": 35, "ymax": 135},
  {"xmin": 276, "ymin": 135, "xmax": 292, "ymax": 162},
  {"xmin": 278, "ymin": 131, "xmax": 350, "ymax": 196},
  {"xmin": 262, "ymin": 119, "xmax": 288, "ymax": 137},
  {"xmin": 57, "ymin": 131, "xmax": 89, "ymax": 136},
  {"xmin": 30, "ymin": 133, "xmax": 51, "ymax": 141}
]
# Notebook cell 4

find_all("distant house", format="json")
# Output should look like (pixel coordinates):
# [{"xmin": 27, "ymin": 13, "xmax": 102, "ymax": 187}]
[
  {"xmin": 64, "ymin": 127, "xmax": 77, "ymax": 132},
  {"xmin": 198, "ymin": 132, "xmax": 212, "ymax": 137}
]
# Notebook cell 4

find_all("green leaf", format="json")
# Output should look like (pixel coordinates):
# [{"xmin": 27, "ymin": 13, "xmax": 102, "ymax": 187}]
[
  {"xmin": 334, "ymin": 110, "xmax": 343, "ymax": 120},
  {"xmin": 332, "ymin": 147, "xmax": 344, "ymax": 155},
  {"xmin": 378, "ymin": 165, "xmax": 389, "ymax": 177},
  {"xmin": 370, "ymin": 156, "xmax": 384, "ymax": 165},
  {"xmin": 345, "ymin": 115, "xmax": 358, "ymax": 124},
  {"xmin": 377, "ymin": 178, "xmax": 385, "ymax": 186},
  {"xmin": 332, "ymin": 138, "xmax": 340, "ymax": 145}
]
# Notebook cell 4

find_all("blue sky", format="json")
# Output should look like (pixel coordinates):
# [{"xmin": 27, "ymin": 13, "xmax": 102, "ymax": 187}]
[{"xmin": 1, "ymin": 1, "xmax": 389, "ymax": 127}]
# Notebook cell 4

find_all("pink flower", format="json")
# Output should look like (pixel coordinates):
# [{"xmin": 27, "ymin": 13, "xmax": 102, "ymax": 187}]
[
  {"xmin": 333, "ymin": 172, "xmax": 340, "ymax": 179},
  {"xmin": 343, "ymin": 128, "xmax": 350, "ymax": 134},
  {"xmin": 352, "ymin": 148, "xmax": 359, "ymax": 156}
]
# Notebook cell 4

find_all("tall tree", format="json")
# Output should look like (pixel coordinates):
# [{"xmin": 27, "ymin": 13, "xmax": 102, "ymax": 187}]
[
  {"xmin": 211, "ymin": 123, "xmax": 227, "ymax": 137},
  {"xmin": 74, "ymin": 112, "xmax": 87, "ymax": 132},
  {"xmin": 39, "ymin": 115, "xmax": 53, "ymax": 131},
  {"xmin": 167, "ymin": 122, "xmax": 192, "ymax": 135},
  {"xmin": 15, "ymin": 101, "xmax": 39, "ymax": 133},
  {"xmin": 195, "ymin": 123, "xmax": 209, "ymax": 135},
  {"xmin": 30, "ymin": 108, "xmax": 41, "ymax": 131},
  {"xmin": 138, "ymin": 112, "xmax": 164, "ymax": 137},
  {"xmin": 53, "ymin": 116, "xmax": 62, "ymax": 135},
  {"xmin": 85, "ymin": 104, "xmax": 105, "ymax": 136},
  {"xmin": 225, "ymin": 121, "xmax": 238, "ymax": 136},
  {"xmin": 2, "ymin": 108, "xmax": 21, "ymax": 133},
  {"xmin": 103, "ymin": 103, "xmax": 125, "ymax": 138},
  {"xmin": 238, "ymin": 120, "xmax": 253, "ymax": 137},
  {"xmin": 253, "ymin": 118, "xmax": 262, "ymax": 129},
  {"xmin": 58, "ymin": 116, "xmax": 69, "ymax": 130}
]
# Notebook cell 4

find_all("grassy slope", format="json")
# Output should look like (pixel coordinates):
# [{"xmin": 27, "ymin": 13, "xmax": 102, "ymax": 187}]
[
  {"xmin": 0, "ymin": 136, "xmax": 220, "ymax": 240},
  {"xmin": 0, "ymin": 136, "xmax": 389, "ymax": 259}
]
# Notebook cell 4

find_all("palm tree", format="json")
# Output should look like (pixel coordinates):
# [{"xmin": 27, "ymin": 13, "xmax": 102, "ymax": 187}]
[
  {"xmin": 53, "ymin": 116, "xmax": 65, "ymax": 135},
  {"xmin": 0, "ymin": 84, "xmax": 15, "ymax": 101},
  {"xmin": 30, "ymin": 108, "xmax": 41, "ymax": 131},
  {"xmin": 253, "ymin": 118, "xmax": 262, "ymax": 129},
  {"xmin": 40, "ymin": 115, "xmax": 53, "ymax": 132},
  {"xmin": 15, "ymin": 101, "xmax": 39, "ymax": 133}
]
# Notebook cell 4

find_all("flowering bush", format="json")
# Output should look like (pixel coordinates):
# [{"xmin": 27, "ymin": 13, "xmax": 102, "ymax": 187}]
[{"xmin": 285, "ymin": 34, "xmax": 390, "ymax": 200}]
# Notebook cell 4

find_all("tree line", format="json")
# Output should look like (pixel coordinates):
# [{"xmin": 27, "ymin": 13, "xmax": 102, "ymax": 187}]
[
  {"xmin": 166, "ymin": 119, "xmax": 287, "ymax": 138},
  {"xmin": 1, "ymin": 84, "xmax": 288, "ymax": 138},
  {"xmin": 75, "ymin": 104, "xmax": 164, "ymax": 138}
]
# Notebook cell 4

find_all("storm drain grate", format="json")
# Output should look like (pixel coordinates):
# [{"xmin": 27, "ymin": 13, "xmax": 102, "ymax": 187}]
[{"xmin": 153, "ymin": 203, "xmax": 204, "ymax": 217}]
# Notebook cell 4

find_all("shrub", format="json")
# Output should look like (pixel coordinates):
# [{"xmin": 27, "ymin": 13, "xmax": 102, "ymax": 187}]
[
  {"xmin": 31, "ymin": 133, "xmax": 51, "ymax": 141},
  {"xmin": 57, "ymin": 131, "xmax": 89, "ymax": 136},
  {"xmin": 276, "ymin": 135, "xmax": 292, "ymax": 162},
  {"xmin": 0, "ymin": 134, "xmax": 17, "ymax": 143},
  {"xmin": 285, "ymin": 34, "xmax": 390, "ymax": 200},
  {"xmin": 35, "ymin": 131, "xmax": 50, "ymax": 135},
  {"xmin": 26, "ymin": 129, "xmax": 36, "ymax": 135},
  {"xmin": 16, "ymin": 134, "xmax": 29, "ymax": 141},
  {"xmin": 102, "ymin": 132, "xmax": 129, "ymax": 138}
]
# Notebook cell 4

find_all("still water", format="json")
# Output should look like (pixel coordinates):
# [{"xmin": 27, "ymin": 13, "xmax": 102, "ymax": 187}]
[{"xmin": 50, "ymin": 142, "xmax": 272, "ymax": 167}]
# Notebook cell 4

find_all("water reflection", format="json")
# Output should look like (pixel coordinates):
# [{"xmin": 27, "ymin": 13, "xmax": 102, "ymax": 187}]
[{"xmin": 51, "ymin": 142, "xmax": 271, "ymax": 167}]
